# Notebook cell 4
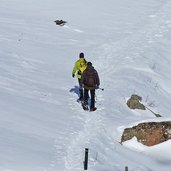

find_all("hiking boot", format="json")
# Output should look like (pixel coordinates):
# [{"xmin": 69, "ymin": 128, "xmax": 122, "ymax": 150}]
[{"xmin": 90, "ymin": 107, "xmax": 97, "ymax": 112}]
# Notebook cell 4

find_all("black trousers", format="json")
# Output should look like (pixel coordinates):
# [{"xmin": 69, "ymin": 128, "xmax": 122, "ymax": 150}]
[
  {"xmin": 78, "ymin": 78, "xmax": 82, "ymax": 88},
  {"xmin": 84, "ymin": 88, "xmax": 95, "ymax": 108},
  {"xmin": 78, "ymin": 78, "xmax": 83, "ymax": 99}
]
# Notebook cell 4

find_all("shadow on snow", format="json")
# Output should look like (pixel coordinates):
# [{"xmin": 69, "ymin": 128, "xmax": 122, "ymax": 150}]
[{"xmin": 69, "ymin": 86, "xmax": 80, "ymax": 97}]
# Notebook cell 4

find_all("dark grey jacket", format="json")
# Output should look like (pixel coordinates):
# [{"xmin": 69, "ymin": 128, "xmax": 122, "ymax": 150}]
[{"xmin": 81, "ymin": 65, "xmax": 100, "ymax": 90}]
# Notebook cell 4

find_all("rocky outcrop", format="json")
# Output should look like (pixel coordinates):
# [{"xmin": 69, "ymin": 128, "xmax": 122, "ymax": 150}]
[
  {"xmin": 121, "ymin": 121, "xmax": 171, "ymax": 146},
  {"xmin": 54, "ymin": 20, "xmax": 67, "ymax": 26},
  {"xmin": 127, "ymin": 94, "xmax": 145, "ymax": 110}
]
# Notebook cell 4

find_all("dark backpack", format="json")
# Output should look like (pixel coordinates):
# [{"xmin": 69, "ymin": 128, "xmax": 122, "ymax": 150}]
[{"xmin": 85, "ymin": 69, "xmax": 97, "ymax": 87}]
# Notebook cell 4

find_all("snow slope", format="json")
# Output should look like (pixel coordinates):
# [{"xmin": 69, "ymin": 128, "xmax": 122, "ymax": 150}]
[{"xmin": 1, "ymin": 0, "xmax": 171, "ymax": 170}]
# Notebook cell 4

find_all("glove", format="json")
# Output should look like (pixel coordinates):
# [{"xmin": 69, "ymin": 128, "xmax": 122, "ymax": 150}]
[
  {"xmin": 96, "ymin": 85, "xmax": 99, "ymax": 89},
  {"xmin": 72, "ymin": 74, "xmax": 75, "ymax": 78}
]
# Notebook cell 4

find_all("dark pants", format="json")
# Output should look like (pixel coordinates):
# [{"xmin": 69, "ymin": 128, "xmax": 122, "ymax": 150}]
[
  {"xmin": 78, "ymin": 78, "xmax": 83, "ymax": 99},
  {"xmin": 84, "ymin": 88, "xmax": 95, "ymax": 109}
]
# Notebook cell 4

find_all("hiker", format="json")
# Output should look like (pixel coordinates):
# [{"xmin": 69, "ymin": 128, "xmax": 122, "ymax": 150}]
[
  {"xmin": 72, "ymin": 52, "xmax": 87, "ymax": 101},
  {"xmin": 81, "ymin": 62, "xmax": 100, "ymax": 111}
]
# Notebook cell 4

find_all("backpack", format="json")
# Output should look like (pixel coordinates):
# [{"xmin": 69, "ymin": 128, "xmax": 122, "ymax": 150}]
[
  {"xmin": 85, "ymin": 69, "xmax": 97, "ymax": 87},
  {"xmin": 79, "ymin": 59, "xmax": 87, "ymax": 73}
]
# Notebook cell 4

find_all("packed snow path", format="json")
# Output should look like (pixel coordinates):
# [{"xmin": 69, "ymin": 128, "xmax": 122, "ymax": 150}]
[{"xmin": 65, "ymin": 95, "xmax": 105, "ymax": 171}]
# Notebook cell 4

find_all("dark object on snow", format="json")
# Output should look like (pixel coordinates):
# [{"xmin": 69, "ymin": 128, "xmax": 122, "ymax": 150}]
[
  {"xmin": 84, "ymin": 148, "xmax": 89, "ymax": 170},
  {"xmin": 127, "ymin": 94, "xmax": 145, "ymax": 110},
  {"xmin": 121, "ymin": 121, "xmax": 171, "ymax": 146},
  {"xmin": 54, "ymin": 20, "xmax": 67, "ymax": 26}
]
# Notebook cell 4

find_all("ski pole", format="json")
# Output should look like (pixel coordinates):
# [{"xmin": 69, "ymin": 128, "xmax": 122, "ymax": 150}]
[{"xmin": 98, "ymin": 87, "xmax": 104, "ymax": 91}]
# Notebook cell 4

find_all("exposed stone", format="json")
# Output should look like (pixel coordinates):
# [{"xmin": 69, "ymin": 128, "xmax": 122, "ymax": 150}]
[
  {"xmin": 121, "ymin": 121, "xmax": 171, "ymax": 146},
  {"xmin": 54, "ymin": 20, "xmax": 67, "ymax": 26},
  {"xmin": 127, "ymin": 94, "xmax": 145, "ymax": 110}
]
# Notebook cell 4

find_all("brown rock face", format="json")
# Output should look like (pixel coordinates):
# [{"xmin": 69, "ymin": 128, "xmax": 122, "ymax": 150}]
[{"xmin": 121, "ymin": 121, "xmax": 171, "ymax": 146}]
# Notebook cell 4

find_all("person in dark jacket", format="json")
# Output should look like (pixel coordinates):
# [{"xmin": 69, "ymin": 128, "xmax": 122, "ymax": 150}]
[{"xmin": 81, "ymin": 62, "xmax": 100, "ymax": 111}]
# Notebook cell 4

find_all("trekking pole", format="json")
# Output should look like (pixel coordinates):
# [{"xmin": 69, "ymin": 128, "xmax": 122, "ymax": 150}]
[{"xmin": 98, "ymin": 87, "xmax": 104, "ymax": 91}]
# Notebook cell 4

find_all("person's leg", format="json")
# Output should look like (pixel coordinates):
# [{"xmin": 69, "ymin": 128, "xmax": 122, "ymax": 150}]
[
  {"xmin": 78, "ymin": 79, "xmax": 83, "ymax": 100},
  {"xmin": 90, "ymin": 89, "xmax": 95, "ymax": 109},
  {"xmin": 84, "ymin": 88, "xmax": 89, "ymax": 106}
]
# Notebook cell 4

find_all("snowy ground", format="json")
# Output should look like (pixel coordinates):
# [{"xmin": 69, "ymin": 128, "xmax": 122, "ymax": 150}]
[{"xmin": 1, "ymin": 0, "xmax": 171, "ymax": 170}]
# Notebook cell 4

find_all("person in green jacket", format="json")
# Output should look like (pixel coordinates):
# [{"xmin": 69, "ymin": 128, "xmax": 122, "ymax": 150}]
[{"xmin": 72, "ymin": 52, "xmax": 87, "ymax": 101}]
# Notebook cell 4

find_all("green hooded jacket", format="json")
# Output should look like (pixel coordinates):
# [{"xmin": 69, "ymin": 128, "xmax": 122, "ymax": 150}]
[{"xmin": 72, "ymin": 58, "xmax": 87, "ymax": 79}]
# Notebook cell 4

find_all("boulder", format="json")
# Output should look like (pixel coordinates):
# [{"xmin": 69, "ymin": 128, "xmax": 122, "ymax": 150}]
[
  {"xmin": 127, "ymin": 94, "xmax": 145, "ymax": 110},
  {"xmin": 54, "ymin": 20, "xmax": 67, "ymax": 26},
  {"xmin": 121, "ymin": 121, "xmax": 171, "ymax": 146}
]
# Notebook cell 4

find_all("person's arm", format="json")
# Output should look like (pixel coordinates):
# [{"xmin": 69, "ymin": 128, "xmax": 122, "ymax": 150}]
[{"xmin": 72, "ymin": 61, "xmax": 78, "ymax": 77}]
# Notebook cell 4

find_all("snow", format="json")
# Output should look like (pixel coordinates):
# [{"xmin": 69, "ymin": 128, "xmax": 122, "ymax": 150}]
[{"xmin": 1, "ymin": 0, "xmax": 171, "ymax": 170}]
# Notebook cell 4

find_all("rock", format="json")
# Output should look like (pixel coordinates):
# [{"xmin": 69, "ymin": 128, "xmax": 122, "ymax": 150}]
[
  {"xmin": 54, "ymin": 20, "xmax": 67, "ymax": 26},
  {"xmin": 127, "ymin": 94, "xmax": 145, "ymax": 110},
  {"xmin": 121, "ymin": 121, "xmax": 171, "ymax": 146}
]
